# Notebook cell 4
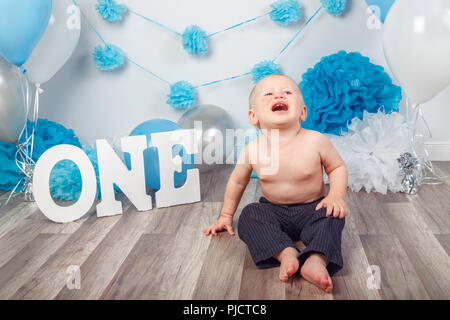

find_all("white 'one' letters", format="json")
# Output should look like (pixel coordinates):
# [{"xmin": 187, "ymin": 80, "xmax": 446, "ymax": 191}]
[{"xmin": 96, "ymin": 136, "xmax": 152, "ymax": 217}]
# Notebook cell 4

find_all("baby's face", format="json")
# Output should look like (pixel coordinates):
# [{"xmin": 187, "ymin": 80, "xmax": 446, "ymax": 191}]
[{"xmin": 249, "ymin": 75, "xmax": 306, "ymax": 130}]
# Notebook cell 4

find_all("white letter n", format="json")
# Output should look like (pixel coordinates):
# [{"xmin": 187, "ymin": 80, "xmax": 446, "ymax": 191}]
[{"xmin": 96, "ymin": 135, "xmax": 152, "ymax": 217}]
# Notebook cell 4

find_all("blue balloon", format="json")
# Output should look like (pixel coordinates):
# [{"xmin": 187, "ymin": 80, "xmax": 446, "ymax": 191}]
[
  {"xmin": 365, "ymin": 0, "xmax": 395, "ymax": 23},
  {"xmin": 0, "ymin": 0, "xmax": 52, "ymax": 66},
  {"xmin": 125, "ymin": 119, "xmax": 195, "ymax": 191}
]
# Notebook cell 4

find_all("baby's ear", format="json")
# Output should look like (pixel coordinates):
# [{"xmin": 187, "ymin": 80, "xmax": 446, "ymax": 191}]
[
  {"xmin": 299, "ymin": 104, "xmax": 307, "ymax": 122},
  {"xmin": 248, "ymin": 109, "xmax": 260, "ymax": 127}
]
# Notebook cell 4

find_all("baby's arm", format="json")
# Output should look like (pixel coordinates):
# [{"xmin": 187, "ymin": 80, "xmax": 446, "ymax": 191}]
[
  {"xmin": 315, "ymin": 134, "xmax": 348, "ymax": 219},
  {"xmin": 203, "ymin": 144, "xmax": 253, "ymax": 236}
]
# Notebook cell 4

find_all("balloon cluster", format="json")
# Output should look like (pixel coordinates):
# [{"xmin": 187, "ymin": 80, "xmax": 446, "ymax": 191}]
[
  {"xmin": 383, "ymin": 0, "xmax": 450, "ymax": 189},
  {"xmin": 0, "ymin": 1, "xmax": 82, "ymax": 203}
]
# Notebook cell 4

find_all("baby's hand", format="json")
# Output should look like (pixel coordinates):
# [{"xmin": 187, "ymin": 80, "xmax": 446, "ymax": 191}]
[
  {"xmin": 315, "ymin": 195, "xmax": 347, "ymax": 219},
  {"xmin": 203, "ymin": 213, "xmax": 235, "ymax": 237}
]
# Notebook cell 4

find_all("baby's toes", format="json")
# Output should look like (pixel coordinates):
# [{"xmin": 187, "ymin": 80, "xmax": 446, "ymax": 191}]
[
  {"xmin": 279, "ymin": 261, "xmax": 299, "ymax": 282},
  {"xmin": 286, "ymin": 264, "xmax": 298, "ymax": 277},
  {"xmin": 321, "ymin": 276, "xmax": 333, "ymax": 293},
  {"xmin": 279, "ymin": 269, "xmax": 288, "ymax": 282}
]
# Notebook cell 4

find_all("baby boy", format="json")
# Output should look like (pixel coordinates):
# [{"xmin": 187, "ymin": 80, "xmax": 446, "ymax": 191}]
[{"xmin": 203, "ymin": 74, "xmax": 348, "ymax": 293}]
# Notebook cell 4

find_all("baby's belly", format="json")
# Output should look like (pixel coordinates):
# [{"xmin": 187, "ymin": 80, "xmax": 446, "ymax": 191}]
[{"xmin": 259, "ymin": 176, "xmax": 325, "ymax": 205}]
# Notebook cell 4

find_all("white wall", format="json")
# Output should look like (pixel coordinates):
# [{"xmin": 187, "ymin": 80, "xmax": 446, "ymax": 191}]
[{"xmin": 39, "ymin": 0, "xmax": 450, "ymax": 159}]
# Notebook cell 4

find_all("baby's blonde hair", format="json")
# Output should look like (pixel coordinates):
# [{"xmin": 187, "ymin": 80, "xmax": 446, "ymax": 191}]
[{"xmin": 248, "ymin": 73, "xmax": 298, "ymax": 110}]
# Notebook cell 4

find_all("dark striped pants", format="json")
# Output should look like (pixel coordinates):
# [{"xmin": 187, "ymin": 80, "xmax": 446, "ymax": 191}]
[{"xmin": 238, "ymin": 196, "xmax": 345, "ymax": 276}]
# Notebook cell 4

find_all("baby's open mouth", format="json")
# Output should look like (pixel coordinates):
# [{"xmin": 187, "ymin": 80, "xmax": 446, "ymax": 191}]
[{"xmin": 271, "ymin": 101, "xmax": 289, "ymax": 112}]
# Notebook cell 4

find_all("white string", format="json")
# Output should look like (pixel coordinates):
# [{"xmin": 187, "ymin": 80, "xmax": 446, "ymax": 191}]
[
  {"xmin": 407, "ymin": 100, "xmax": 445, "ymax": 186},
  {"xmin": 0, "ymin": 78, "xmax": 40, "ymax": 206}
]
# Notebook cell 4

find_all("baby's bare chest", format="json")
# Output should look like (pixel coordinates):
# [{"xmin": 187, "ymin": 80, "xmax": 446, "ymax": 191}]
[{"xmin": 254, "ymin": 144, "xmax": 322, "ymax": 182}]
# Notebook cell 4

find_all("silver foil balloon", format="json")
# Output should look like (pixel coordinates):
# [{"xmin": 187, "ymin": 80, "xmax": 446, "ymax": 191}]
[
  {"xmin": 0, "ymin": 56, "xmax": 28, "ymax": 144},
  {"xmin": 178, "ymin": 105, "xmax": 235, "ymax": 173}
]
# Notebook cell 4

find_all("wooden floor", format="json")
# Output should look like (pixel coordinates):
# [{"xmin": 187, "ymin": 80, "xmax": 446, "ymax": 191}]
[{"xmin": 0, "ymin": 162, "xmax": 449, "ymax": 300}]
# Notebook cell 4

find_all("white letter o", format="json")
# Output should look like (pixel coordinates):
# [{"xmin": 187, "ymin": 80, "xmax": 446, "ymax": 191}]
[{"xmin": 33, "ymin": 144, "xmax": 97, "ymax": 223}]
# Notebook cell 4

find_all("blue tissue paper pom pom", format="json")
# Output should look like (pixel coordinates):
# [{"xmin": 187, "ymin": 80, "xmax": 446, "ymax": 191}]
[
  {"xmin": 270, "ymin": 0, "xmax": 302, "ymax": 26},
  {"xmin": 93, "ymin": 44, "xmax": 126, "ymax": 71},
  {"xmin": 167, "ymin": 81, "xmax": 197, "ymax": 109},
  {"xmin": 0, "ymin": 142, "xmax": 22, "ymax": 190},
  {"xmin": 320, "ymin": 0, "xmax": 347, "ymax": 16},
  {"xmin": 0, "ymin": 119, "xmax": 109, "ymax": 201},
  {"xmin": 96, "ymin": 0, "xmax": 127, "ymax": 22},
  {"xmin": 251, "ymin": 60, "xmax": 282, "ymax": 83},
  {"xmin": 299, "ymin": 51, "xmax": 402, "ymax": 135},
  {"xmin": 27, "ymin": 119, "xmax": 81, "ymax": 159},
  {"xmin": 182, "ymin": 25, "xmax": 208, "ymax": 57},
  {"xmin": 0, "ymin": 119, "xmax": 81, "ymax": 193}
]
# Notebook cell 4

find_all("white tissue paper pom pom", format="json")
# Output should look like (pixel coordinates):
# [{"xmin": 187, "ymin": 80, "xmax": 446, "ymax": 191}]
[{"xmin": 324, "ymin": 110, "xmax": 410, "ymax": 194}]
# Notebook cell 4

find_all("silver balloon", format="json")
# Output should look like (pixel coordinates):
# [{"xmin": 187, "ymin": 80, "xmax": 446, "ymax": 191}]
[
  {"xmin": 178, "ymin": 105, "xmax": 235, "ymax": 173},
  {"xmin": 0, "ymin": 57, "xmax": 28, "ymax": 144}
]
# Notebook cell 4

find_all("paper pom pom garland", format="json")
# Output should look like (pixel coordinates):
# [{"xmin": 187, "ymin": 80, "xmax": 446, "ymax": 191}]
[
  {"xmin": 320, "ymin": 0, "xmax": 347, "ymax": 16},
  {"xmin": 96, "ymin": 0, "xmax": 127, "ymax": 22},
  {"xmin": 93, "ymin": 0, "xmax": 309, "ymax": 61},
  {"xmin": 325, "ymin": 110, "xmax": 409, "ymax": 194},
  {"xmin": 95, "ymin": 1, "xmax": 306, "ymax": 32},
  {"xmin": 300, "ymin": 51, "xmax": 402, "ymax": 135},
  {"xmin": 269, "ymin": 0, "xmax": 302, "ymax": 26},
  {"xmin": 93, "ymin": 44, "xmax": 126, "ymax": 71},
  {"xmin": 76, "ymin": 0, "xmax": 351, "ymax": 110},
  {"xmin": 251, "ymin": 60, "xmax": 282, "ymax": 83},
  {"xmin": 167, "ymin": 81, "xmax": 197, "ymax": 110},
  {"xmin": 182, "ymin": 25, "xmax": 209, "ymax": 57}
]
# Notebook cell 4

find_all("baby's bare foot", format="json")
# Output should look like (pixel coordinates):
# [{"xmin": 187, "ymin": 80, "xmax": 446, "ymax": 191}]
[
  {"xmin": 275, "ymin": 247, "xmax": 300, "ymax": 282},
  {"xmin": 300, "ymin": 253, "xmax": 333, "ymax": 293}
]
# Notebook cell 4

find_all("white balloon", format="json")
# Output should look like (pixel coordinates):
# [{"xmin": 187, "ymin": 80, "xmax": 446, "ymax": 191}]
[
  {"xmin": 24, "ymin": 0, "xmax": 81, "ymax": 84},
  {"xmin": 383, "ymin": 0, "xmax": 450, "ymax": 105}
]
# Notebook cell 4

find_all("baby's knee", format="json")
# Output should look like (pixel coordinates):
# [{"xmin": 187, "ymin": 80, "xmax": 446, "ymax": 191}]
[
  {"xmin": 237, "ymin": 203, "xmax": 261, "ymax": 236},
  {"xmin": 317, "ymin": 209, "xmax": 346, "ymax": 227},
  {"xmin": 325, "ymin": 215, "xmax": 345, "ymax": 232},
  {"xmin": 334, "ymin": 216, "xmax": 345, "ymax": 227},
  {"xmin": 238, "ymin": 203, "xmax": 259, "ymax": 225},
  {"xmin": 312, "ymin": 214, "xmax": 345, "ymax": 233}
]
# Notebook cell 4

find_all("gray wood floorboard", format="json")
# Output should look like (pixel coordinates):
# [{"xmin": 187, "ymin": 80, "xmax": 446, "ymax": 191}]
[{"xmin": 0, "ymin": 163, "xmax": 448, "ymax": 299}]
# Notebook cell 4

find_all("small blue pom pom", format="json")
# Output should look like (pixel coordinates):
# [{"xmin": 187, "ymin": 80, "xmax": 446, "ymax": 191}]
[
  {"xmin": 93, "ymin": 44, "xmax": 126, "ymax": 71},
  {"xmin": 167, "ymin": 81, "xmax": 197, "ymax": 109},
  {"xmin": 251, "ymin": 60, "xmax": 282, "ymax": 83},
  {"xmin": 320, "ymin": 0, "xmax": 347, "ymax": 16},
  {"xmin": 182, "ymin": 25, "xmax": 208, "ymax": 57},
  {"xmin": 96, "ymin": 0, "xmax": 127, "ymax": 22},
  {"xmin": 270, "ymin": 0, "xmax": 302, "ymax": 26}
]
